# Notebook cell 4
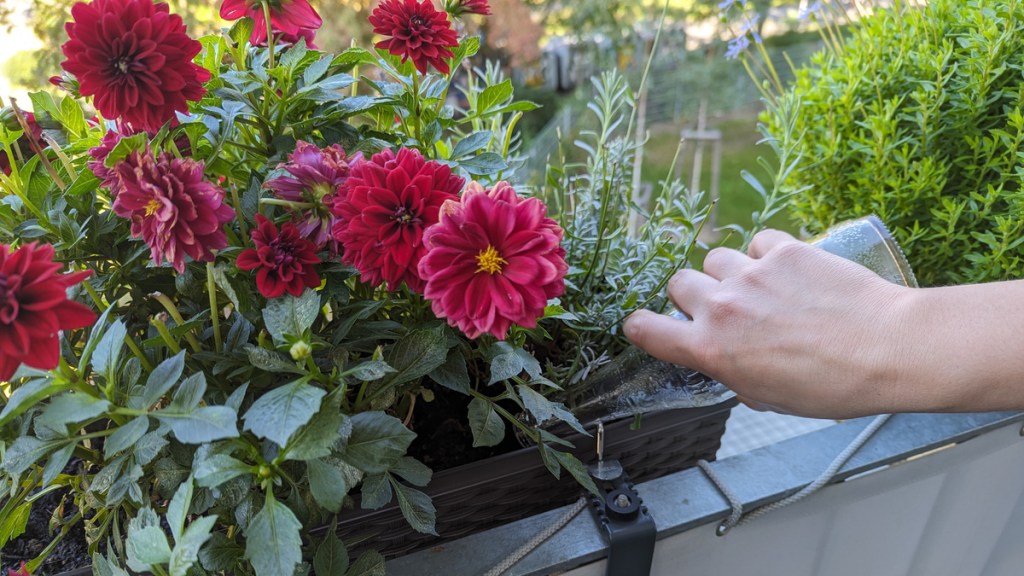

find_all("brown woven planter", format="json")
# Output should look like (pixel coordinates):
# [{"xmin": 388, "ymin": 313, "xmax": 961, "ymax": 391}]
[{"xmin": 330, "ymin": 399, "xmax": 737, "ymax": 558}]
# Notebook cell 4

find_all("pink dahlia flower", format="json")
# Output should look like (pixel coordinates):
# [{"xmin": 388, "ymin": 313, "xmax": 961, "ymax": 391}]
[
  {"xmin": 236, "ymin": 215, "xmax": 321, "ymax": 299},
  {"xmin": 60, "ymin": 0, "xmax": 210, "ymax": 133},
  {"xmin": 0, "ymin": 243, "xmax": 96, "ymax": 382},
  {"xmin": 418, "ymin": 181, "xmax": 567, "ymax": 340},
  {"xmin": 220, "ymin": 0, "xmax": 323, "ymax": 46},
  {"xmin": 445, "ymin": 0, "xmax": 491, "ymax": 17},
  {"xmin": 265, "ymin": 141, "xmax": 355, "ymax": 253},
  {"xmin": 331, "ymin": 148, "xmax": 464, "ymax": 292},
  {"xmin": 113, "ymin": 150, "xmax": 234, "ymax": 272},
  {"xmin": 370, "ymin": 0, "xmax": 460, "ymax": 75}
]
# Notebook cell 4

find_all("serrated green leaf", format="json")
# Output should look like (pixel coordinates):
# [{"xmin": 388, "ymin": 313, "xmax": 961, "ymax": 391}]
[
  {"xmin": 428, "ymin": 349, "xmax": 470, "ymax": 394},
  {"xmin": 105, "ymin": 416, "xmax": 150, "ymax": 459},
  {"xmin": 243, "ymin": 344, "xmax": 305, "ymax": 375},
  {"xmin": 199, "ymin": 532, "xmax": 244, "ymax": 572},
  {"xmin": 42, "ymin": 442, "xmax": 76, "ymax": 485},
  {"xmin": 389, "ymin": 477, "xmax": 437, "ymax": 535},
  {"xmin": 467, "ymin": 398, "xmax": 504, "ymax": 447},
  {"xmin": 171, "ymin": 372, "xmax": 207, "ymax": 410},
  {"xmin": 243, "ymin": 379, "xmax": 325, "ymax": 447},
  {"xmin": 285, "ymin": 404, "xmax": 344, "ymax": 461},
  {"xmin": 359, "ymin": 472, "xmax": 392, "ymax": 510},
  {"xmin": 346, "ymin": 550, "xmax": 385, "ymax": 576},
  {"xmin": 244, "ymin": 496, "xmax": 303, "ymax": 576},
  {"xmin": 156, "ymin": 406, "xmax": 239, "ymax": 444},
  {"xmin": 93, "ymin": 320, "xmax": 127, "ymax": 382},
  {"xmin": 344, "ymin": 360, "xmax": 396, "ymax": 382},
  {"xmin": 383, "ymin": 327, "xmax": 449, "ymax": 387},
  {"xmin": 342, "ymin": 412, "xmax": 416, "ymax": 474},
  {"xmin": 313, "ymin": 531, "xmax": 349, "ymax": 576},
  {"xmin": 36, "ymin": 392, "xmax": 110, "ymax": 431},
  {"xmin": 143, "ymin": 352, "xmax": 186, "ymax": 408},
  {"xmin": 169, "ymin": 515, "xmax": 217, "ymax": 576},
  {"xmin": 0, "ymin": 501, "xmax": 30, "ymax": 549},
  {"xmin": 195, "ymin": 454, "xmax": 252, "ymax": 489},
  {"xmin": 477, "ymin": 79, "xmax": 513, "ymax": 113},
  {"xmin": 451, "ymin": 131, "xmax": 492, "ymax": 159},
  {"xmin": 0, "ymin": 379, "xmax": 70, "ymax": 428},
  {"xmin": 263, "ymin": 290, "xmax": 320, "ymax": 345},
  {"xmin": 517, "ymin": 385, "xmax": 585, "ymax": 434},
  {"xmin": 552, "ymin": 451, "xmax": 600, "ymax": 496},
  {"xmin": 2, "ymin": 436, "xmax": 66, "ymax": 476},
  {"xmin": 458, "ymin": 152, "xmax": 508, "ymax": 176},
  {"xmin": 308, "ymin": 456, "xmax": 362, "ymax": 513},
  {"xmin": 126, "ymin": 509, "xmax": 172, "ymax": 572},
  {"xmin": 134, "ymin": 431, "xmax": 169, "ymax": 466},
  {"xmin": 389, "ymin": 457, "xmax": 432, "ymax": 487}
]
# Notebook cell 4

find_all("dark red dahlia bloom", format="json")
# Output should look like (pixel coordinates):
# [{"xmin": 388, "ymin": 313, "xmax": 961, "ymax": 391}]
[
  {"xmin": 0, "ymin": 243, "xmax": 96, "ymax": 382},
  {"xmin": 418, "ymin": 181, "xmax": 567, "ymax": 340},
  {"xmin": 331, "ymin": 147, "xmax": 464, "ymax": 292},
  {"xmin": 237, "ymin": 215, "xmax": 321, "ymax": 298},
  {"xmin": 265, "ymin": 141, "xmax": 355, "ymax": 253},
  {"xmin": 445, "ymin": 0, "xmax": 491, "ymax": 17},
  {"xmin": 60, "ymin": 0, "xmax": 210, "ymax": 133},
  {"xmin": 273, "ymin": 27, "xmax": 319, "ymax": 49},
  {"xmin": 370, "ymin": 0, "xmax": 460, "ymax": 75},
  {"xmin": 112, "ymin": 150, "xmax": 234, "ymax": 272},
  {"xmin": 88, "ymin": 127, "xmax": 143, "ymax": 193},
  {"xmin": 220, "ymin": 0, "xmax": 323, "ymax": 46}
]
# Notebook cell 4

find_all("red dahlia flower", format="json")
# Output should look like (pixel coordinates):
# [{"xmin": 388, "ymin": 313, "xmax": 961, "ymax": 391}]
[
  {"xmin": 220, "ymin": 0, "xmax": 323, "ymax": 46},
  {"xmin": 0, "ymin": 243, "xmax": 96, "ymax": 382},
  {"xmin": 370, "ymin": 0, "xmax": 460, "ymax": 75},
  {"xmin": 418, "ymin": 181, "xmax": 567, "ymax": 340},
  {"xmin": 265, "ymin": 141, "xmax": 354, "ymax": 253},
  {"xmin": 237, "ymin": 215, "xmax": 321, "ymax": 299},
  {"xmin": 112, "ymin": 150, "xmax": 234, "ymax": 272},
  {"xmin": 332, "ymin": 148, "xmax": 464, "ymax": 292},
  {"xmin": 60, "ymin": 0, "xmax": 210, "ymax": 133}
]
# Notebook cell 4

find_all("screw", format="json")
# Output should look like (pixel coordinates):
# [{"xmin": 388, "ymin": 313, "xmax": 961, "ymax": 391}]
[{"xmin": 614, "ymin": 494, "xmax": 631, "ymax": 508}]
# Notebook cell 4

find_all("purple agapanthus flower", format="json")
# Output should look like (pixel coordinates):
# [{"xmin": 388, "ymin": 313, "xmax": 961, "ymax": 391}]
[{"xmin": 264, "ymin": 141, "xmax": 357, "ymax": 255}]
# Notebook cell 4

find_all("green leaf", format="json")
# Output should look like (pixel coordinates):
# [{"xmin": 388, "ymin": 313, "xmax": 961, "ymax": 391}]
[
  {"xmin": 142, "ymin": 352, "xmax": 186, "ymax": 408},
  {"xmin": 58, "ymin": 95, "xmax": 87, "ymax": 137},
  {"xmin": 104, "ymin": 132, "xmax": 148, "ymax": 166},
  {"xmin": 244, "ymin": 496, "xmax": 303, "ymax": 576},
  {"xmin": 0, "ymin": 501, "xmax": 30, "ymax": 548},
  {"xmin": 0, "ymin": 379, "xmax": 70, "ymax": 428},
  {"xmin": 517, "ymin": 385, "xmax": 585, "ymax": 434},
  {"xmin": 488, "ymin": 342, "xmax": 541, "ymax": 384},
  {"xmin": 308, "ymin": 457, "xmax": 362, "ymax": 513},
  {"xmin": 92, "ymin": 552, "xmax": 131, "ymax": 576},
  {"xmin": 171, "ymin": 372, "xmax": 207, "ymax": 411},
  {"xmin": 105, "ymin": 417, "xmax": 150, "ymax": 459},
  {"xmin": 2, "ymin": 436, "xmax": 66, "ymax": 477},
  {"xmin": 36, "ymin": 392, "xmax": 111, "ymax": 431},
  {"xmin": 243, "ymin": 345, "xmax": 305, "ymax": 375},
  {"xmin": 383, "ymin": 326, "xmax": 448, "ymax": 387},
  {"xmin": 343, "ymin": 360, "xmax": 395, "ymax": 382},
  {"xmin": 167, "ymin": 477, "xmax": 193, "ymax": 542},
  {"xmin": 467, "ymin": 398, "xmax": 505, "ymax": 447},
  {"xmin": 243, "ymin": 379, "xmax": 325, "ymax": 447},
  {"xmin": 156, "ymin": 406, "xmax": 239, "ymax": 444},
  {"xmin": 42, "ymin": 442, "xmax": 76, "ymax": 485},
  {"xmin": 346, "ymin": 550, "xmax": 385, "ymax": 576},
  {"xmin": 451, "ymin": 131, "xmax": 492, "ymax": 159},
  {"xmin": 389, "ymin": 457, "xmax": 432, "ymax": 487},
  {"xmin": 199, "ymin": 532, "xmax": 244, "ymax": 572},
  {"xmin": 389, "ymin": 477, "xmax": 437, "ymax": 535},
  {"xmin": 263, "ymin": 289, "xmax": 320, "ymax": 345},
  {"xmin": 313, "ymin": 531, "xmax": 349, "ymax": 576},
  {"xmin": 93, "ymin": 320, "xmax": 127, "ymax": 383},
  {"xmin": 330, "ymin": 46, "xmax": 377, "ymax": 70},
  {"xmin": 126, "ymin": 508, "xmax": 172, "ymax": 572},
  {"xmin": 65, "ymin": 170, "xmax": 100, "ymax": 196},
  {"xmin": 428, "ymin": 350, "xmax": 470, "ymax": 394},
  {"xmin": 552, "ymin": 451, "xmax": 601, "ymax": 497},
  {"xmin": 134, "ymin": 431, "xmax": 169, "ymax": 466},
  {"xmin": 303, "ymin": 55, "xmax": 332, "ymax": 85},
  {"xmin": 169, "ymin": 515, "xmax": 217, "ymax": 576},
  {"xmin": 359, "ymin": 472, "xmax": 392, "ymax": 510},
  {"xmin": 285, "ymin": 404, "xmax": 344, "ymax": 461},
  {"xmin": 342, "ymin": 412, "xmax": 416, "ymax": 474},
  {"xmin": 477, "ymin": 79, "xmax": 514, "ymax": 113},
  {"xmin": 195, "ymin": 454, "xmax": 253, "ymax": 489},
  {"xmin": 457, "ymin": 152, "xmax": 508, "ymax": 176}
]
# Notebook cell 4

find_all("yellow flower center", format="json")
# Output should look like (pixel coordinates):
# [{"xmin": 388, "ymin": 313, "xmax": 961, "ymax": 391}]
[
  {"xmin": 475, "ymin": 245, "xmax": 507, "ymax": 275},
  {"xmin": 144, "ymin": 199, "xmax": 161, "ymax": 217}
]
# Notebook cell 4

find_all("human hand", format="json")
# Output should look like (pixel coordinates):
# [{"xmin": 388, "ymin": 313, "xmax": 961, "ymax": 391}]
[{"xmin": 623, "ymin": 229, "xmax": 911, "ymax": 419}]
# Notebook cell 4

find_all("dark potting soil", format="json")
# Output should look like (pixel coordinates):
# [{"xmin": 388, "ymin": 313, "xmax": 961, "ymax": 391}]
[{"xmin": 2, "ymin": 486, "xmax": 90, "ymax": 576}]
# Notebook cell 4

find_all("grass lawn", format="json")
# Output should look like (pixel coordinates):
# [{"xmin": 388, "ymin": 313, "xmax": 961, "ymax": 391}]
[{"xmin": 638, "ymin": 111, "xmax": 800, "ymax": 250}]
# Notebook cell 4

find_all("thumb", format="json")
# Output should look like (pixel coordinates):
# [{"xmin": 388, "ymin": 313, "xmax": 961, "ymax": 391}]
[{"xmin": 623, "ymin": 309, "xmax": 703, "ymax": 369}]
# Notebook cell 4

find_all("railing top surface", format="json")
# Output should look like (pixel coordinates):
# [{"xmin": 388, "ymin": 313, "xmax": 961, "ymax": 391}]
[{"xmin": 386, "ymin": 411, "xmax": 1024, "ymax": 576}]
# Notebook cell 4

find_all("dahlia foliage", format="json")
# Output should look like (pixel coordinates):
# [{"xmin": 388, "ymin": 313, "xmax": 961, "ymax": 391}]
[{"xmin": 0, "ymin": 0, "xmax": 702, "ymax": 574}]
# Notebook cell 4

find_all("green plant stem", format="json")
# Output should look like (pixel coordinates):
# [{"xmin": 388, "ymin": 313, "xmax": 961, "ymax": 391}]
[
  {"xmin": 207, "ymin": 262, "xmax": 223, "ymax": 353},
  {"xmin": 411, "ymin": 73, "xmax": 423, "ymax": 144},
  {"xmin": 230, "ymin": 184, "xmax": 251, "ymax": 248},
  {"xmin": 124, "ymin": 335, "xmax": 154, "ymax": 373},
  {"xmin": 27, "ymin": 510, "xmax": 84, "ymax": 574},
  {"xmin": 151, "ymin": 316, "xmax": 182, "ymax": 354},
  {"xmin": 150, "ymin": 292, "xmax": 202, "ymax": 352},
  {"xmin": 260, "ymin": 197, "xmax": 314, "ymax": 210},
  {"xmin": 261, "ymin": 1, "xmax": 276, "ymax": 69}
]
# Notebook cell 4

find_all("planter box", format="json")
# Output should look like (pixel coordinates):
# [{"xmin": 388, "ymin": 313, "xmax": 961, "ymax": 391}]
[{"xmin": 329, "ymin": 399, "xmax": 737, "ymax": 558}]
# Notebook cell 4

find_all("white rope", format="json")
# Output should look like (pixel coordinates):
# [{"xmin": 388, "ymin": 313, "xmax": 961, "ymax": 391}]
[
  {"xmin": 702, "ymin": 413, "xmax": 892, "ymax": 535},
  {"xmin": 482, "ymin": 496, "xmax": 590, "ymax": 576}
]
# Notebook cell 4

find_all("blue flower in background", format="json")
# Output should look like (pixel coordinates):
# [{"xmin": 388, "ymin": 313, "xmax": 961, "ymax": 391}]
[{"xmin": 725, "ymin": 35, "xmax": 751, "ymax": 60}]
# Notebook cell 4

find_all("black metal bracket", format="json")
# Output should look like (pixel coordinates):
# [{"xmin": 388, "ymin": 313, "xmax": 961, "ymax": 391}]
[{"xmin": 587, "ymin": 458, "xmax": 657, "ymax": 576}]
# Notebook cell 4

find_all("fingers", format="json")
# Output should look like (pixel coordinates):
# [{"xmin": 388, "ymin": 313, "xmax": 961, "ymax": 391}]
[
  {"xmin": 666, "ymin": 268, "xmax": 718, "ymax": 318},
  {"xmin": 747, "ymin": 229, "xmax": 798, "ymax": 259},
  {"xmin": 623, "ymin": 309, "xmax": 701, "ymax": 368},
  {"xmin": 702, "ymin": 247, "xmax": 749, "ymax": 280}
]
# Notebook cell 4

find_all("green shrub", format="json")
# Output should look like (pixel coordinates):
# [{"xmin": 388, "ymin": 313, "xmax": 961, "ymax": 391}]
[{"xmin": 764, "ymin": 0, "xmax": 1024, "ymax": 286}]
